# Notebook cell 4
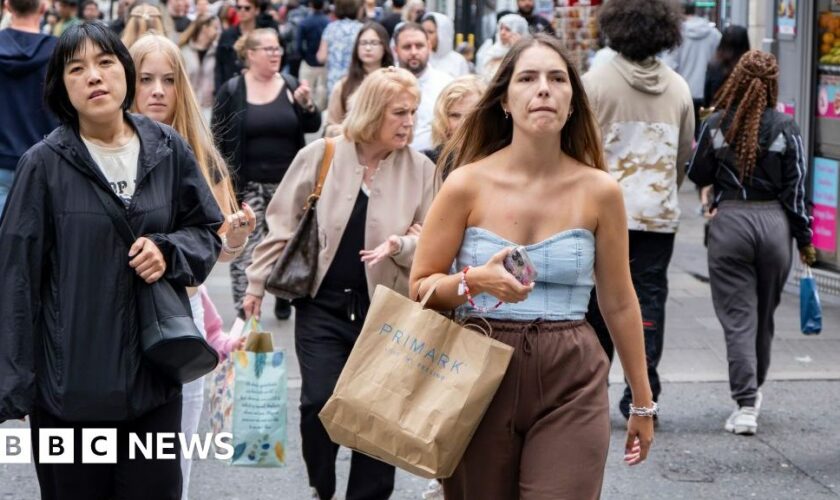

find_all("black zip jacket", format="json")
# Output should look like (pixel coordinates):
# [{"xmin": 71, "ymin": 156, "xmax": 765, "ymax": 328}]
[
  {"xmin": 211, "ymin": 74, "xmax": 321, "ymax": 189},
  {"xmin": 0, "ymin": 114, "xmax": 223, "ymax": 422},
  {"xmin": 688, "ymin": 108, "xmax": 812, "ymax": 248}
]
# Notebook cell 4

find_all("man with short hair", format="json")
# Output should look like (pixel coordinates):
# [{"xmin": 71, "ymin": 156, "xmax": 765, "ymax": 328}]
[
  {"xmin": 379, "ymin": 0, "xmax": 404, "ymax": 38},
  {"xmin": 517, "ymin": 0, "xmax": 553, "ymax": 35},
  {"xmin": 664, "ymin": 1, "xmax": 721, "ymax": 134},
  {"xmin": 167, "ymin": 0, "xmax": 191, "ymax": 33},
  {"xmin": 52, "ymin": 0, "xmax": 79, "ymax": 36},
  {"xmin": 80, "ymin": 0, "xmax": 101, "ymax": 20},
  {"xmin": 0, "ymin": 0, "xmax": 58, "ymax": 216},
  {"xmin": 297, "ymin": 0, "xmax": 329, "ymax": 109},
  {"xmin": 394, "ymin": 22, "xmax": 453, "ymax": 151}
]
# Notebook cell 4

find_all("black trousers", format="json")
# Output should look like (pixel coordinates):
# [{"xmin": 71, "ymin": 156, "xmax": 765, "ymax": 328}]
[
  {"xmin": 30, "ymin": 395, "xmax": 183, "ymax": 500},
  {"xmin": 294, "ymin": 289, "xmax": 395, "ymax": 500},
  {"xmin": 586, "ymin": 230, "xmax": 675, "ymax": 416}
]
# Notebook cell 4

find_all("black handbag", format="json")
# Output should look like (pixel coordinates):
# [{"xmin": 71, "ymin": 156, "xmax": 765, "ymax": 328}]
[
  {"xmin": 87, "ymin": 176, "xmax": 219, "ymax": 385},
  {"xmin": 265, "ymin": 138, "xmax": 335, "ymax": 299}
]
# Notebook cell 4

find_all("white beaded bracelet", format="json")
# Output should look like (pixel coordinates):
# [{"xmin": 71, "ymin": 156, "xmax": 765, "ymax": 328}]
[
  {"xmin": 629, "ymin": 402, "xmax": 659, "ymax": 418},
  {"xmin": 222, "ymin": 234, "xmax": 248, "ymax": 255}
]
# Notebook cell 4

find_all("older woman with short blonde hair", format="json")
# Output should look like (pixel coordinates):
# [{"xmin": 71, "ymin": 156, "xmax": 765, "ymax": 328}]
[{"xmin": 242, "ymin": 66, "xmax": 435, "ymax": 500}]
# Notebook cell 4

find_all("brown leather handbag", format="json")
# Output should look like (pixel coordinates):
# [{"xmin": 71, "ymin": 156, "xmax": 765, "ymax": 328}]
[{"xmin": 265, "ymin": 138, "xmax": 335, "ymax": 300}]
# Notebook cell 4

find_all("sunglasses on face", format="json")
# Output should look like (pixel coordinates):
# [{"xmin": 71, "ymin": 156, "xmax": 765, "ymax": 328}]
[
  {"xmin": 359, "ymin": 40, "xmax": 383, "ymax": 48},
  {"xmin": 235, "ymin": 4, "xmax": 252, "ymax": 11}
]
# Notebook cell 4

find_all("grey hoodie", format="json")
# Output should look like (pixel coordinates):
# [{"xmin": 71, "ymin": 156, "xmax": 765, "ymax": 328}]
[
  {"xmin": 663, "ymin": 16, "xmax": 721, "ymax": 99},
  {"xmin": 582, "ymin": 55, "xmax": 695, "ymax": 233},
  {"xmin": 664, "ymin": 16, "xmax": 722, "ymax": 99}
]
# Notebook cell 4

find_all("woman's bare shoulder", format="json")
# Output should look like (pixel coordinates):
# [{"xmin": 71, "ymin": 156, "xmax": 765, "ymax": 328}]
[
  {"xmin": 439, "ymin": 161, "xmax": 486, "ymax": 198},
  {"xmin": 575, "ymin": 163, "xmax": 621, "ymax": 199}
]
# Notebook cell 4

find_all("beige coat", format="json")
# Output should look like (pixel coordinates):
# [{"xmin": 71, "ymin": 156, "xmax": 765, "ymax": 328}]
[{"xmin": 245, "ymin": 136, "xmax": 436, "ymax": 299}]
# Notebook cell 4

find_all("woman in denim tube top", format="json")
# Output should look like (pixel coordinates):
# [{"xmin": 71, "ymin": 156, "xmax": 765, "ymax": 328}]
[{"xmin": 410, "ymin": 34, "xmax": 655, "ymax": 500}]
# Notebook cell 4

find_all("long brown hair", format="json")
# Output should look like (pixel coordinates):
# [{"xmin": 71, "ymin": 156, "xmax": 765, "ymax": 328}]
[
  {"xmin": 438, "ymin": 34, "xmax": 605, "ymax": 180},
  {"xmin": 713, "ymin": 50, "xmax": 779, "ymax": 181},
  {"xmin": 341, "ymin": 22, "xmax": 394, "ymax": 112}
]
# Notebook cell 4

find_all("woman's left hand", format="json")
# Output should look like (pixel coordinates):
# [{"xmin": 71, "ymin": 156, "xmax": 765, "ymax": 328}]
[
  {"xmin": 360, "ymin": 235, "xmax": 402, "ymax": 267},
  {"xmin": 293, "ymin": 80, "xmax": 314, "ymax": 110},
  {"xmin": 226, "ymin": 203, "xmax": 257, "ymax": 246},
  {"xmin": 624, "ymin": 415, "xmax": 654, "ymax": 466},
  {"xmin": 129, "ymin": 237, "xmax": 167, "ymax": 284}
]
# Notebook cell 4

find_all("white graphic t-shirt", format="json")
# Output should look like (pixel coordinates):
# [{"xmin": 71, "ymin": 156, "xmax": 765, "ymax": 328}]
[{"xmin": 82, "ymin": 134, "xmax": 140, "ymax": 204}]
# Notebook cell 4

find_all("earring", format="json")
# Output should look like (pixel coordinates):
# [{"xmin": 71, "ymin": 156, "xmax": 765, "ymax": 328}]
[
  {"xmin": 568, "ymin": 107, "xmax": 574, "ymax": 119},
  {"xmin": 503, "ymin": 108, "xmax": 510, "ymax": 119}
]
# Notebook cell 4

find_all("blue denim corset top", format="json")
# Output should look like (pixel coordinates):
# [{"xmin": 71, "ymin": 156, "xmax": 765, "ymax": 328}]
[{"xmin": 455, "ymin": 227, "xmax": 595, "ymax": 321}]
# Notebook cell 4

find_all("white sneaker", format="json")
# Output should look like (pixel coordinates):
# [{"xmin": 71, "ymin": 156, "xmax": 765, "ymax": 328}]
[
  {"xmin": 725, "ymin": 406, "xmax": 758, "ymax": 435},
  {"xmin": 421, "ymin": 479, "xmax": 444, "ymax": 499}
]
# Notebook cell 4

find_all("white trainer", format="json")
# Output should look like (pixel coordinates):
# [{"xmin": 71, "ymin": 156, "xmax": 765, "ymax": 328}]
[
  {"xmin": 421, "ymin": 479, "xmax": 444, "ymax": 499},
  {"xmin": 725, "ymin": 406, "xmax": 758, "ymax": 435}
]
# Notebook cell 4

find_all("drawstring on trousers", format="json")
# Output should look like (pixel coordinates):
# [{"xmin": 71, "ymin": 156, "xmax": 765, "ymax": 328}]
[{"xmin": 510, "ymin": 318, "xmax": 546, "ymax": 436}]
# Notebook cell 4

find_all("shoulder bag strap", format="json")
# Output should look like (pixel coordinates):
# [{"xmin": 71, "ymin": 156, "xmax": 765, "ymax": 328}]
[
  {"xmin": 87, "ymin": 177, "xmax": 137, "ymax": 248},
  {"xmin": 308, "ymin": 138, "xmax": 335, "ymax": 206}
]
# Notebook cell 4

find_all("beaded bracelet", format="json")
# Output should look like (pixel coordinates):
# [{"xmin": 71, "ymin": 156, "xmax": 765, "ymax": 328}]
[
  {"xmin": 628, "ymin": 401, "xmax": 659, "ymax": 418},
  {"xmin": 458, "ymin": 266, "xmax": 502, "ymax": 313},
  {"xmin": 222, "ymin": 234, "xmax": 248, "ymax": 255}
]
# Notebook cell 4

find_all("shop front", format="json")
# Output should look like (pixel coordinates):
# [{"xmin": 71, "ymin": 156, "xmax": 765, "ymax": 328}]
[{"xmin": 772, "ymin": 0, "xmax": 840, "ymax": 285}]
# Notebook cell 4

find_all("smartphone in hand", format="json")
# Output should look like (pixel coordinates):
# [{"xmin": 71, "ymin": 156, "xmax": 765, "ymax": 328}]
[{"xmin": 503, "ymin": 246, "xmax": 538, "ymax": 285}]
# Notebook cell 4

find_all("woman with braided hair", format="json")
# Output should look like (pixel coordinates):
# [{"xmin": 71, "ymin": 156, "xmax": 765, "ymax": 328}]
[{"xmin": 688, "ymin": 50, "xmax": 816, "ymax": 436}]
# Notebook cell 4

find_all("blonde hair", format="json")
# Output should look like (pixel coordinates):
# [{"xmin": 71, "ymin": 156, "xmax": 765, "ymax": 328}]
[
  {"xmin": 431, "ymin": 75, "xmax": 485, "ymax": 148},
  {"xmin": 343, "ymin": 67, "xmax": 420, "ymax": 144},
  {"xmin": 129, "ymin": 34, "xmax": 237, "ymax": 216},
  {"xmin": 121, "ymin": 4, "xmax": 167, "ymax": 48},
  {"xmin": 233, "ymin": 28, "xmax": 279, "ymax": 67}
]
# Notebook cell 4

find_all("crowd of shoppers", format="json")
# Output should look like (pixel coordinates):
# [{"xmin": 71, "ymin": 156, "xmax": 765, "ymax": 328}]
[{"xmin": 0, "ymin": 0, "xmax": 827, "ymax": 498}]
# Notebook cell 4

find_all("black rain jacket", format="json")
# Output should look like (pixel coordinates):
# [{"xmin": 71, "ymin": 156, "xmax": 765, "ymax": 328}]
[
  {"xmin": 0, "ymin": 113, "xmax": 223, "ymax": 422},
  {"xmin": 688, "ymin": 108, "xmax": 813, "ymax": 249}
]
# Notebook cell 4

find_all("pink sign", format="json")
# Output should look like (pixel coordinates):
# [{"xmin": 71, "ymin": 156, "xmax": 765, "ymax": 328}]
[
  {"xmin": 776, "ymin": 101, "xmax": 795, "ymax": 117},
  {"xmin": 813, "ymin": 205, "xmax": 837, "ymax": 252},
  {"xmin": 817, "ymin": 75, "xmax": 840, "ymax": 120}
]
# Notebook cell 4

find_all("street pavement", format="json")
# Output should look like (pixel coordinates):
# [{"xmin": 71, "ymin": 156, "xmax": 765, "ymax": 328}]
[{"xmin": 1, "ymin": 186, "xmax": 838, "ymax": 499}]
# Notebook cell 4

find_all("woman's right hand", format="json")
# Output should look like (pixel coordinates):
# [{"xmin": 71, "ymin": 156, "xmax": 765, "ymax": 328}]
[
  {"xmin": 471, "ymin": 248, "xmax": 533, "ymax": 303},
  {"xmin": 242, "ymin": 294, "xmax": 263, "ymax": 320}
]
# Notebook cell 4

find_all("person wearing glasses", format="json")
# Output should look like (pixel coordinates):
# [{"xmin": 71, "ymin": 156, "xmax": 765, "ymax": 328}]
[
  {"xmin": 212, "ymin": 28, "xmax": 321, "ymax": 320},
  {"xmin": 325, "ymin": 22, "xmax": 393, "ymax": 137},
  {"xmin": 214, "ymin": 0, "xmax": 277, "ymax": 94}
]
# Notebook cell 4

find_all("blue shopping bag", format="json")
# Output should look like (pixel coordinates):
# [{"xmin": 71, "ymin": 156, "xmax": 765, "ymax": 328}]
[
  {"xmin": 800, "ymin": 267, "xmax": 822, "ymax": 335},
  {"xmin": 209, "ymin": 318, "xmax": 287, "ymax": 466}
]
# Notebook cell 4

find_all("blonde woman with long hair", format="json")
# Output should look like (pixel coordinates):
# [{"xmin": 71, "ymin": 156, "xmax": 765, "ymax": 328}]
[
  {"xmin": 129, "ymin": 33, "xmax": 254, "ymax": 500},
  {"xmin": 121, "ymin": 3, "xmax": 167, "ymax": 48},
  {"xmin": 425, "ymin": 74, "xmax": 485, "ymax": 168}
]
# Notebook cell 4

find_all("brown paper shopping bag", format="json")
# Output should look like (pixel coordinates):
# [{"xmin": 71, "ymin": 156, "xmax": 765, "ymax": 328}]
[{"xmin": 318, "ymin": 284, "xmax": 514, "ymax": 479}]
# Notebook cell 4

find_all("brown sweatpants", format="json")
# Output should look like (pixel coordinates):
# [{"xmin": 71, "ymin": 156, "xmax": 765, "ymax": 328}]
[{"xmin": 443, "ymin": 319, "xmax": 610, "ymax": 500}]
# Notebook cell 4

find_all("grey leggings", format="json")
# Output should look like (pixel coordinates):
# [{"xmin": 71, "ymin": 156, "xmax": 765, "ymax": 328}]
[{"xmin": 707, "ymin": 201, "xmax": 793, "ymax": 407}]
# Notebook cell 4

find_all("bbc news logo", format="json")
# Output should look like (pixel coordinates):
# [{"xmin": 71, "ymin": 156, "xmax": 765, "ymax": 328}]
[{"xmin": 0, "ymin": 430, "xmax": 234, "ymax": 464}]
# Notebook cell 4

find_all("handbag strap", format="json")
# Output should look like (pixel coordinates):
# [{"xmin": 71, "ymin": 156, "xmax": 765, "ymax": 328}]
[
  {"xmin": 87, "ymin": 177, "xmax": 137, "ymax": 248},
  {"xmin": 306, "ymin": 138, "xmax": 335, "ymax": 208}
]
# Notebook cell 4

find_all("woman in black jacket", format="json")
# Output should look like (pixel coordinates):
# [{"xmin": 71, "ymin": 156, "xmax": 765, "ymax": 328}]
[
  {"xmin": 212, "ymin": 28, "xmax": 321, "ymax": 320},
  {"xmin": 0, "ymin": 23, "xmax": 222, "ymax": 499},
  {"xmin": 689, "ymin": 51, "xmax": 815, "ymax": 437}
]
